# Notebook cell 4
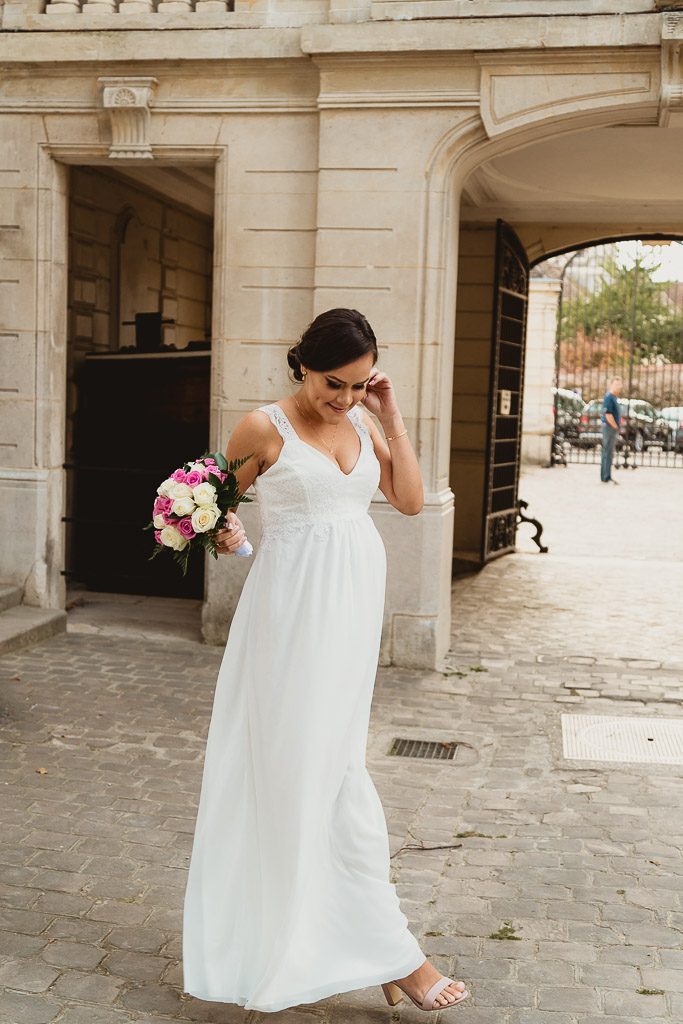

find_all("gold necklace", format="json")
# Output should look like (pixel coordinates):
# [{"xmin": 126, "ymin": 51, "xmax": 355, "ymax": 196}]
[{"xmin": 294, "ymin": 396, "xmax": 340, "ymax": 455}]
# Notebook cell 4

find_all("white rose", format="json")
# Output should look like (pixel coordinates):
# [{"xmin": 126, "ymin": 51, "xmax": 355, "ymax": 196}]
[
  {"xmin": 171, "ymin": 496, "xmax": 196, "ymax": 517},
  {"xmin": 153, "ymin": 513, "xmax": 166, "ymax": 529},
  {"xmin": 159, "ymin": 525, "xmax": 188, "ymax": 551},
  {"xmin": 156, "ymin": 477, "xmax": 176, "ymax": 497},
  {"xmin": 168, "ymin": 482, "xmax": 193, "ymax": 500},
  {"xmin": 191, "ymin": 504, "xmax": 220, "ymax": 533},
  {"xmin": 189, "ymin": 462, "xmax": 208, "ymax": 474},
  {"xmin": 192, "ymin": 482, "xmax": 217, "ymax": 507}
]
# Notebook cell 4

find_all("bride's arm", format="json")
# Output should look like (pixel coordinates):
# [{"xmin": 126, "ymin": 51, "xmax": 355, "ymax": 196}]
[
  {"xmin": 214, "ymin": 411, "xmax": 274, "ymax": 555},
  {"xmin": 358, "ymin": 406, "xmax": 424, "ymax": 516}
]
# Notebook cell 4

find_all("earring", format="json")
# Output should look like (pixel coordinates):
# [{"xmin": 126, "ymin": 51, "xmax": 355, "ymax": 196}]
[{"xmin": 301, "ymin": 370, "xmax": 307, "ymax": 379}]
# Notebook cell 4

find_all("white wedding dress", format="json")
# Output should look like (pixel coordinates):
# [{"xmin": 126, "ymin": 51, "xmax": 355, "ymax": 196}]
[{"xmin": 182, "ymin": 401, "xmax": 426, "ymax": 1013}]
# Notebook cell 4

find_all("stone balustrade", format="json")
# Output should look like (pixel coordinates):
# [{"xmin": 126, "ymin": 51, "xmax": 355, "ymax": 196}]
[
  {"xmin": 44, "ymin": 0, "xmax": 233, "ymax": 12},
  {"xmin": 2, "ymin": 0, "xmax": 661, "ymax": 28},
  {"xmin": 4, "ymin": 0, "xmax": 332, "ymax": 26}
]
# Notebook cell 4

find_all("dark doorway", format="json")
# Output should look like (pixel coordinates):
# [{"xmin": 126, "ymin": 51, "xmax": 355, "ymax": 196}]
[
  {"xmin": 63, "ymin": 166, "xmax": 214, "ymax": 600},
  {"xmin": 69, "ymin": 349, "xmax": 210, "ymax": 598}
]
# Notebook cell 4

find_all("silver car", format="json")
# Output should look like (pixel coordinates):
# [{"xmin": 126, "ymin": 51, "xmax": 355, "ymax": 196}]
[{"xmin": 659, "ymin": 407, "xmax": 683, "ymax": 452}]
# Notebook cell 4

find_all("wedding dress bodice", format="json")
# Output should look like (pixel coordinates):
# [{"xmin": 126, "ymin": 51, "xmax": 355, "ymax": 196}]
[{"xmin": 252, "ymin": 403, "xmax": 381, "ymax": 542}]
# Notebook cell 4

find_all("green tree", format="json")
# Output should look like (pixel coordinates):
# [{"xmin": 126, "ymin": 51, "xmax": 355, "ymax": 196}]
[{"xmin": 559, "ymin": 252, "xmax": 683, "ymax": 365}]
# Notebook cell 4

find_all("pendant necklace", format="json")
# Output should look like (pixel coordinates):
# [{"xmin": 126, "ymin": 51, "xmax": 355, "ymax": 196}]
[{"xmin": 294, "ymin": 396, "xmax": 339, "ymax": 455}]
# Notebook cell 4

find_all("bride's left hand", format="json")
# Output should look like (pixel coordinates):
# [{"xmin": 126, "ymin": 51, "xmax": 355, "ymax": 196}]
[
  {"xmin": 215, "ymin": 511, "xmax": 248, "ymax": 555},
  {"xmin": 361, "ymin": 369, "xmax": 400, "ymax": 422}
]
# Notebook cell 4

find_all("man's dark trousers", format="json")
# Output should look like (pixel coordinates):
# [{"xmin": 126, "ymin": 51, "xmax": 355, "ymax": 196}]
[{"xmin": 601, "ymin": 424, "xmax": 618, "ymax": 481}]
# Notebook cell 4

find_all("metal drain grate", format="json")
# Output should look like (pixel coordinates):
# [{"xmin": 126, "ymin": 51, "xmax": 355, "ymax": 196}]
[
  {"xmin": 562, "ymin": 714, "xmax": 683, "ymax": 765},
  {"xmin": 388, "ymin": 737, "xmax": 459, "ymax": 760}
]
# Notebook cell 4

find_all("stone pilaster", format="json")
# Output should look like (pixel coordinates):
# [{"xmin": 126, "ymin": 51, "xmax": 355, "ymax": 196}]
[{"xmin": 522, "ymin": 278, "xmax": 562, "ymax": 466}]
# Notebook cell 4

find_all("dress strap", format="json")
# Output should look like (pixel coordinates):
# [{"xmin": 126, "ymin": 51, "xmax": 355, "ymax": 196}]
[
  {"xmin": 257, "ymin": 403, "xmax": 298, "ymax": 444},
  {"xmin": 348, "ymin": 404, "xmax": 371, "ymax": 447}
]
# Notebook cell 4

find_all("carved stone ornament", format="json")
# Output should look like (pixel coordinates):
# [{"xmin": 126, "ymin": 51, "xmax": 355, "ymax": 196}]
[
  {"xmin": 660, "ymin": 14, "xmax": 683, "ymax": 127},
  {"xmin": 98, "ymin": 77, "xmax": 158, "ymax": 159}
]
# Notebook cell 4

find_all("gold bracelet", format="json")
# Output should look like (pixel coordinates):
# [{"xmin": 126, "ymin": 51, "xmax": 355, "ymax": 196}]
[{"xmin": 385, "ymin": 428, "xmax": 408, "ymax": 442}]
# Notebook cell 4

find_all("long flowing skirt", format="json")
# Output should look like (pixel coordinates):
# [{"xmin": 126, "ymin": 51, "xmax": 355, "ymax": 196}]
[{"xmin": 182, "ymin": 516, "xmax": 426, "ymax": 1012}]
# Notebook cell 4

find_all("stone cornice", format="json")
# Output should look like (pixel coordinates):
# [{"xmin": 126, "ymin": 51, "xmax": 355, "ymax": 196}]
[
  {"xmin": 0, "ymin": 14, "xmax": 662, "ymax": 63},
  {"xmin": 372, "ymin": 0, "xmax": 657, "ymax": 19},
  {"xmin": 0, "ymin": 27, "xmax": 305, "ymax": 60},
  {"xmin": 0, "ymin": 59, "xmax": 320, "ymax": 113},
  {"xmin": 301, "ymin": 14, "xmax": 661, "ymax": 55}
]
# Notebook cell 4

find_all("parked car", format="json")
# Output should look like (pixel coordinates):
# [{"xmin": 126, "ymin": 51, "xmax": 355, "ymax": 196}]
[
  {"xmin": 552, "ymin": 387, "xmax": 584, "ymax": 443},
  {"xmin": 659, "ymin": 406, "xmax": 683, "ymax": 452},
  {"xmin": 577, "ymin": 397, "xmax": 666, "ymax": 451}
]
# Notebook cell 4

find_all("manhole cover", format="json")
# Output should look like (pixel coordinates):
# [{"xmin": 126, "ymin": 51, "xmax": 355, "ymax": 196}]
[{"xmin": 562, "ymin": 714, "xmax": 683, "ymax": 765}]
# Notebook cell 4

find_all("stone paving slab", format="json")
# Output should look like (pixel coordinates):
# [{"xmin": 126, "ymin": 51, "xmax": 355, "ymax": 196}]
[{"xmin": 1, "ymin": 464, "xmax": 682, "ymax": 1023}]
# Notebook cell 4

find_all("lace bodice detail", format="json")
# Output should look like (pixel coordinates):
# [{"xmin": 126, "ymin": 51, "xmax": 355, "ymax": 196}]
[{"xmin": 250, "ymin": 403, "xmax": 381, "ymax": 541}]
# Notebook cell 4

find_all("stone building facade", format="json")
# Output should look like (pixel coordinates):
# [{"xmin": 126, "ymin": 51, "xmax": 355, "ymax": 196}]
[{"xmin": 2, "ymin": 2, "xmax": 682, "ymax": 668}]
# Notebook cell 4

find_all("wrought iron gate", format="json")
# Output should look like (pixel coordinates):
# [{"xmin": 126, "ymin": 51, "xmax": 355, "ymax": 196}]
[
  {"xmin": 542, "ymin": 238, "xmax": 683, "ymax": 468},
  {"xmin": 483, "ymin": 218, "xmax": 530, "ymax": 561}
]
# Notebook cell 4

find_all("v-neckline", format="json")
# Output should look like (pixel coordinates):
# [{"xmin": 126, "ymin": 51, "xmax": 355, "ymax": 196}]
[{"xmin": 274, "ymin": 403, "xmax": 363, "ymax": 478}]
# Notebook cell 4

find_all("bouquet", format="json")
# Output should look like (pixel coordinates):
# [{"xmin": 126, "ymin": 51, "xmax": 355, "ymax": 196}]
[{"xmin": 145, "ymin": 450, "xmax": 254, "ymax": 575}]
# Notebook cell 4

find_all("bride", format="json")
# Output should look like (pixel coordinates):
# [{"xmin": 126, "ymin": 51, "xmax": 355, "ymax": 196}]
[{"xmin": 181, "ymin": 308, "xmax": 470, "ymax": 1014}]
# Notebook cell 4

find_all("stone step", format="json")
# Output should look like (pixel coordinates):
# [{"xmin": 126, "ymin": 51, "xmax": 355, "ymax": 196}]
[
  {"xmin": 0, "ymin": 583, "xmax": 22, "ymax": 613},
  {"xmin": 0, "ymin": 605, "xmax": 67, "ymax": 655}
]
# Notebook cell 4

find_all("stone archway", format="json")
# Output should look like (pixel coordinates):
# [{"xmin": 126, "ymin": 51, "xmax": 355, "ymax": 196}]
[{"xmin": 411, "ymin": 35, "xmax": 681, "ymax": 576}]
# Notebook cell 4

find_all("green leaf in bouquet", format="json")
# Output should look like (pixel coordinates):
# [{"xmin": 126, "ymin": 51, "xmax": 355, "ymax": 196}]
[
  {"xmin": 220, "ymin": 486, "xmax": 242, "ymax": 507},
  {"xmin": 148, "ymin": 544, "xmax": 164, "ymax": 562},
  {"xmin": 227, "ymin": 452, "xmax": 254, "ymax": 472},
  {"xmin": 214, "ymin": 452, "xmax": 228, "ymax": 471},
  {"xmin": 142, "ymin": 520, "xmax": 155, "ymax": 531},
  {"xmin": 207, "ymin": 472, "xmax": 224, "ymax": 490},
  {"xmin": 172, "ymin": 547, "xmax": 190, "ymax": 577}
]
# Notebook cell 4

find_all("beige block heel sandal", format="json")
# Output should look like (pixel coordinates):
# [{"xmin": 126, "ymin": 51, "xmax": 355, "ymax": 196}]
[{"xmin": 381, "ymin": 976, "xmax": 470, "ymax": 1011}]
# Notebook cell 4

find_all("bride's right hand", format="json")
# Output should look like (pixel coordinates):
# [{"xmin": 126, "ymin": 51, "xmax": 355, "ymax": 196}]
[{"xmin": 215, "ymin": 511, "xmax": 248, "ymax": 555}]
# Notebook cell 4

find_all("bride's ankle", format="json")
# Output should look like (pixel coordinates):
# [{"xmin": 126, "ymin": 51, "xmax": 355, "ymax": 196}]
[{"xmin": 398, "ymin": 957, "xmax": 429, "ymax": 982}]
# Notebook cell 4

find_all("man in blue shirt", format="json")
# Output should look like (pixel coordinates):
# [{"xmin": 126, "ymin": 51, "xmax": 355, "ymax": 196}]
[{"xmin": 600, "ymin": 376, "xmax": 622, "ymax": 484}]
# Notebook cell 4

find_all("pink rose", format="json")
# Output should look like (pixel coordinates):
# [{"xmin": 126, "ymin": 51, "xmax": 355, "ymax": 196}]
[
  {"xmin": 204, "ymin": 457, "xmax": 216, "ymax": 465},
  {"xmin": 171, "ymin": 468, "xmax": 187, "ymax": 483},
  {"xmin": 177, "ymin": 517, "xmax": 196, "ymax": 540},
  {"xmin": 154, "ymin": 529, "xmax": 163, "ymax": 544},
  {"xmin": 185, "ymin": 470, "xmax": 204, "ymax": 487},
  {"xmin": 154, "ymin": 496, "xmax": 173, "ymax": 516}
]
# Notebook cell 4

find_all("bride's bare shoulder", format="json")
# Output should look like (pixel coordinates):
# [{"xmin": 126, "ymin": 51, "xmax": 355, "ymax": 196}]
[
  {"xmin": 231, "ymin": 406, "xmax": 278, "ymax": 440},
  {"xmin": 225, "ymin": 408, "xmax": 283, "ymax": 485}
]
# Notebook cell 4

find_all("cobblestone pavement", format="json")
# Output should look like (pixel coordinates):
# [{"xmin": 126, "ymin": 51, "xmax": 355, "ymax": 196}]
[{"xmin": 1, "ymin": 464, "xmax": 682, "ymax": 1024}]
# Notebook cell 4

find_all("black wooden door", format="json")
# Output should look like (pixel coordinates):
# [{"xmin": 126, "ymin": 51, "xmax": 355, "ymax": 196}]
[
  {"xmin": 482, "ymin": 218, "xmax": 530, "ymax": 562},
  {"xmin": 66, "ymin": 352, "xmax": 210, "ymax": 598}
]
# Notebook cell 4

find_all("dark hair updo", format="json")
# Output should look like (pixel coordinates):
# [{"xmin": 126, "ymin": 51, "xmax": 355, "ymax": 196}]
[{"xmin": 286, "ymin": 308, "xmax": 378, "ymax": 384}]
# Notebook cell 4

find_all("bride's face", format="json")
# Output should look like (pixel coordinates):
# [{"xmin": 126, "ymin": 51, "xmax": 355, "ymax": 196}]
[{"xmin": 302, "ymin": 353, "xmax": 376, "ymax": 420}]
